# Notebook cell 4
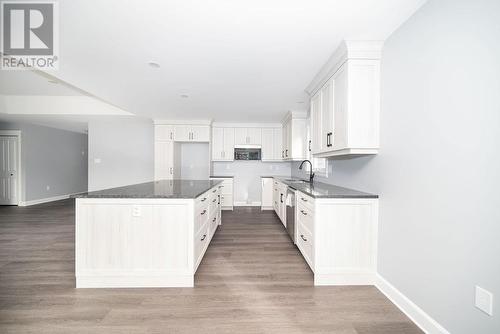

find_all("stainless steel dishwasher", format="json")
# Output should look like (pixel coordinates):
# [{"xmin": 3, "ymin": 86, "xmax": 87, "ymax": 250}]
[{"xmin": 286, "ymin": 188, "xmax": 296, "ymax": 244}]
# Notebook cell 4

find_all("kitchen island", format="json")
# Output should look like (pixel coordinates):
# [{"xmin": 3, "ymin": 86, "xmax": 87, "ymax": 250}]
[{"xmin": 72, "ymin": 180, "xmax": 223, "ymax": 288}]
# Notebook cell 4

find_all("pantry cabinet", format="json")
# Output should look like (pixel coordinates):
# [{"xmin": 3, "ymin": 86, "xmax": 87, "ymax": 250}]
[
  {"xmin": 307, "ymin": 41, "xmax": 382, "ymax": 158},
  {"xmin": 212, "ymin": 127, "xmax": 234, "ymax": 161}
]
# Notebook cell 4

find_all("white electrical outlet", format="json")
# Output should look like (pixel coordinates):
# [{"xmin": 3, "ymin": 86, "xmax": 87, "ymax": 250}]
[
  {"xmin": 475, "ymin": 286, "xmax": 493, "ymax": 316},
  {"xmin": 94, "ymin": 158, "xmax": 101, "ymax": 164},
  {"xmin": 132, "ymin": 206, "xmax": 141, "ymax": 217}
]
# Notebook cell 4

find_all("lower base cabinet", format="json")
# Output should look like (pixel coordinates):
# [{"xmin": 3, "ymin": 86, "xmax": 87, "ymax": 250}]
[
  {"xmin": 295, "ymin": 191, "xmax": 379, "ymax": 286},
  {"xmin": 210, "ymin": 177, "xmax": 233, "ymax": 210}
]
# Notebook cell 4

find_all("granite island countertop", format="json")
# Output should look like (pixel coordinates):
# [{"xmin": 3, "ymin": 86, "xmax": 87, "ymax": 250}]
[
  {"xmin": 72, "ymin": 180, "xmax": 223, "ymax": 199},
  {"xmin": 271, "ymin": 176, "xmax": 378, "ymax": 199}
]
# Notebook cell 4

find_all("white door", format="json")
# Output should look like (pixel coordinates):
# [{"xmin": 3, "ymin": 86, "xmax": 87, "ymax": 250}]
[
  {"xmin": 155, "ymin": 125, "xmax": 173, "ymax": 141},
  {"xmin": 191, "ymin": 126, "xmax": 210, "ymax": 142},
  {"xmin": 310, "ymin": 92, "xmax": 322, "ymax": 152},
  {"xmin": 154, "ymin": 141, "xmax": 174, "ymax": 180},
  {"xmin": 173, "ymin": 125, "xmax": 190, "ymax": 142},
  {"xmin": 321, "ymin": 77, "xmax": 334, "ymax": 151},
  {"xmin": 223, "ymin": 128, "xmax": 235, "ymax": 161},
  {"xmin": 333, "ymin": 63, "xmax": 348, "ymax": 150},
  {"xmin": 273, "ymin": 128, "xmax": 282, "ymax": 160},
  {"xmin": 234, "ymin": 128, "xmax": 247, "ymax": 145},
  {"xmin": 211, "ymin": 127, "xmax": 224, "ymax": 160},
  {"xmin": 261, "ymin": 129, "xmax": 274, "ymax": 161},
  {"xmin": 0, "ymin": 136, "xmax": 19, "ymax": 205},
  {"xmin": 247, "ymin": 128, "xmax": 262, "ymax": 145}
]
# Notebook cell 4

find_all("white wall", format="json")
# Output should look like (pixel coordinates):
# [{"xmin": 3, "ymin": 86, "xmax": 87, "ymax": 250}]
[
  {"xmin": 293, "ymin": 0, "xmax": 500, "ymax": 332},
  {"xmin": 88, "ymin": 118, "xmax": 154, "ymax": 191},
  {"xmin": 179, "ymin": 143, "xmax": 209, "ymax": 179},
  {"xmin": 212, "ymin": 161, "xmax": 291, "ymax": 204},
  {"xmin": 0, "ymin": 120, "xmax": 88, "ymax": 202}
]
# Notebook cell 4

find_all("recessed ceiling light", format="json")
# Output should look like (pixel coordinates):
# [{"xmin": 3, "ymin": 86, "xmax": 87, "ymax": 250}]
[
  {"xmin": 148, "ymin": 61, "xmax": 160, "ymax": 68},
  {"xmin": 180, "ymin": 94, "xmax": 189, "ymax": 98}
]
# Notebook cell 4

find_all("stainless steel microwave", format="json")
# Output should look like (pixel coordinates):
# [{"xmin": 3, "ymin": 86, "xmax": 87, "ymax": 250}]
[{"xmin": 234, "ymin": 146, "xmax": 261, "ymax": 160}]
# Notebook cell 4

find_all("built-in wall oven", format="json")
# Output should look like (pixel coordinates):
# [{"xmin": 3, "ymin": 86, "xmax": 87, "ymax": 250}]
[{"xmin": 234, "ymin": 146, "xmax": 261, "ymax": 160}]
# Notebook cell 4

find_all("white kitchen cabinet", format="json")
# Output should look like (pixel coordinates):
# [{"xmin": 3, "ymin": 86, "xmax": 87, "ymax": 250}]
[
  {"xmin": 273, "ymin": 128, "xmax": 282, "ymax": 160},
  {"xmin": 155, "ymin": 125, "xmax": 174, "ymax": 141},
  {"xmin": 260, "ymin": 177, "xmax": 273, "ymax": 210},
  {"xmin": 209, "ymin": 177, "xmax": 233, "ymax": 210},
  {"xmin": 261, "ymin": 129, "xmax": 274, "ymax": 161},
  {"xmin": 273, "ymin": 179, "xmax": 287, "ymax": 226},
  {"xmin": 307, "ymin": 41, "xmax": 382, "ymax": 158},
  {"xmin": 174, "ymin": 125, "xmax": 210, "ymax": 142},
  {"xmin": 154, "ymin": 141, "xmax": 178, "ymax": 180},
  {"xmin": 234, "ymin": 127, "xmax": 261, "ymax": 145},
  {"xmin": 282, "ymin": 112, "xmax": 307, "ymax": 161},
  {"xmin": 295, "ymin": 191, "xmax": 379, "ymax": 286},
  {"xmin": 211, "ymin": 127, "xmax": 234, "ymax": 161}
]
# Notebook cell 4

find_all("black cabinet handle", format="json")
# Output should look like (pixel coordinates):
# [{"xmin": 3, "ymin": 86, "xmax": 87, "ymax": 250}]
[
  {"xmin": 327, "ymin": 132, "xmax": 333, "ymax": 147},
  {"xmin": 308, "ymin": 140, "xmax": 311, "ymax": 152},
  {"xmin": 280, "ymin": 193, "xmax": 283, "ymax": 203},
  {"xmin": 300, "ymin": 234, "xmax": 307, "ymax": 242},
  {"xmin": 201, "ymin": 209, "xmax": 206, "ymax": 215},
  {"xmin": 285, "ymin": 149, "xmax": 288, "ymax": 157},
  {"xmin": 212, "ymin": 198, "xmax": 217, "ymax": 202},
  {"xmin": 300, "ymin": 210, "xmax": 307, "ymax": 216},
  {"xmin": 301, "ymin": 197, "xmax": 308, "ymax": 202},
  {"xmin": 218, "ymin": 195, "xmax": 220, "ymax": 205},
  {"xmin": 201, "ymin": 197, "xmax": 207, "ymax": 202},
  {"xmin": 201, "ymin": 234, "xmax": 207, "ymax": 241},
  {"xmin": 212, "ymin": 217, "xmax": 216, "ymax": 222}
]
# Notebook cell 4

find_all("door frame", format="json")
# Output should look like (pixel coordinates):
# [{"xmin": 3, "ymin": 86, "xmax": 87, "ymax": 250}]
[{"xmin": 0, "ymin": 130, "xmax": 22, "ymax": 206}]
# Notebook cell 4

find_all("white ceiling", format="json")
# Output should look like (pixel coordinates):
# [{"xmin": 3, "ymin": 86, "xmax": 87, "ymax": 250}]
[
  {"xmin": 1, "ymin": 0, "xmax": 427, "ymax": 127},
  {"xmin": 51, "ymin": 0, "xmax": 427, "ymax": 122}
]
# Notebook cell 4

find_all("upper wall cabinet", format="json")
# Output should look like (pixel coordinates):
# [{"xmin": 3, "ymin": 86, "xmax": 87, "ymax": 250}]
[
  {"xmin": 212, "ymin": 127, "xmax": 235, "ymax": 161},
  {"xmin": 282, "ymin": 112, "xmax": 307, "ymax": 161},
  {"xmin": 261, "ymin": 127, "xmax": 282, "ymax": 161},
  {"xmin": 234, "ymin": 127, "xmax": 262, "ymax": 146},
  {"xmin": 174, "ymin": 125, "xmax": 210, "ymax": 142},
  {"xmin": 307, "ymin": 40, "xmax": 382, "ymax": 158},
  {"xmin": 155, "ymin": 125, "xmax": 174, "ymax": 141}
]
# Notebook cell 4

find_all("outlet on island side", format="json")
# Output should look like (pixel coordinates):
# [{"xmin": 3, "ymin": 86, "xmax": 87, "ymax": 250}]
[{"xmin": 475, "ymin": 286, "xmax": 493, "ymax": 316}]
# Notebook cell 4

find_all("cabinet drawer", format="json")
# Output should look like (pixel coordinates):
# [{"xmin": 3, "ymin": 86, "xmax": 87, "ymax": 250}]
[
  {"xmin": 194, "ymin": 205, "xmax": 209, "ymax": 235},
  {"xmin": 297, "ymin": 222, "xmax": 314, "ymax": 270},
  {"xmin": 217, "ymin": 183, "xmax": 233, "ymax": 194},
  {"xmin": 209, "ymin": 212, "xmax": 218, "ymax": 236},
  {"xmin": 297, "ymin": 191, "xmax": 314, "ymax": 211},
  {"xmin": 194, "ymin": 223, "xmax": 210, "ymax": 266},
  {"xmin": 209, "ymin": 194, "xmax": 219, "ymax": 215},
  {"xmin": 197, "ymin": 192, "xmax": 210, "ymax": 207},
  {"xmin": 297, "ymin": 202, "xmax": 314, "ymax": 233}
]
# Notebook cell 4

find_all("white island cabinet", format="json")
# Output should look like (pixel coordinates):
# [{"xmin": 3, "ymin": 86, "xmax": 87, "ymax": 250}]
[{"xmin": 74, "ymin": 180, "xmax": 222, "ymax": 288}]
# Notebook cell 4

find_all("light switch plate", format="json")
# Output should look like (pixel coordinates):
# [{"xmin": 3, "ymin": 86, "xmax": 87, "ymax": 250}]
[{"xmin": 475, "ymin": 286, "xmax": 493, "ymax": 316}]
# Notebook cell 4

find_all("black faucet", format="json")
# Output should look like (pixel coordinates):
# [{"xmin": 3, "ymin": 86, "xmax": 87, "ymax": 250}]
[{"xmin": 299, "ymin": 160, "xmax": 315, "ymax": 183}]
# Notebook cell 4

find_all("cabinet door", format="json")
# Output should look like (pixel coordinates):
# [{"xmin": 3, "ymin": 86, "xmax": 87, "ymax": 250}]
[
  {"xmin": 234, "ymin": 128, "xmax": 247, "ymax": 145},
  {"xmin": 261, "ymin": 128, "xmax": 274, "ymax": 161},
  {"xmin": 155, "ymin": 125, "xmax": 173, "ymax": 141},
  {"xmin": 321, "ymin": 77, "xmax": 334, "ymax": 151},
  {"xmin": 333, "ymin": 63, "xmax": 348, "ymax": 150},
  {"xmin": 191, "ymin": 126, "xmax": 210, "ymax": 142},
  {"xmin": 173, "ymin": 125, "xmax": 190, "ymax": 142},
  {"xmin": 310, "ymin": 92, "xmax": 322, "ymax": 152},
  {"xmin": 282, "ymin": 122, "xmax": 288, "ymax": 159},
  {"xmin": 154, "ymin": 141, "xmax": 174, "ymax": 180},
  {"xmin": 285, "ymin": 121, "xmax": 292, "ymax": 159},
  {"xmin": 273, "ymin": 128, "xmax": 282, "ymax": 160},
  {"xmin": 223, "ymin": 128, "xmax": 235, "ymax": 160},
  {"xmin": 261, "ymin": 178, "xmax": 273, "ymax": 208},
  {"xmin": 247, "ymin": 128, "xmax": 262, "ymax": 145},
  {"xmin": 212, "ymin": 127, "xmax": 224, "ymax": 160}
]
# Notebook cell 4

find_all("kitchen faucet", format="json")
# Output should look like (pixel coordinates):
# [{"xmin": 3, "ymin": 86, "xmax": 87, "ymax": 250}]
[{"xmin": 298, "ymin": 160, "xmax": 315, "ymax": 183}]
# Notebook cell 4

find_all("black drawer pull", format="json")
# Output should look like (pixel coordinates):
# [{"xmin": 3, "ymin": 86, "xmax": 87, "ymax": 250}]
[
  {"xmin": 201, "ymin": 210, "xmax": 206, "ymax": 215},
  {"xmin": 201, "ymin": 197, "xmax": 207, "ymax": 202},
  {"xmin": 212, "ymin": 198, "xmax": 217, "ymax": 202},
  {"xmin": 300, "ymin": 234, "xmax": 307, "ymax": 242},
  {"xmin": 300, "ymin": 210, "xmax": 307, "ymax": 216},
  {"xmin": 201, "ymin": 234, "xmax": 207, "ymax": 241},
  {"xmin": 301, "ymin": 197, "xmax": 308, "ymax": 202},
  {"xmin": 212, "ymin": 217, "xmax": 216, "ymax": 222}
]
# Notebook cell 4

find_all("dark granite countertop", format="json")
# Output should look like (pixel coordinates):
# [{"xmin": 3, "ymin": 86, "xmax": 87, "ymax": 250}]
[
  {"xmin": 209, "ymin": 175, "xmax": 234, "ymax": 178},
  {"xmin": 272, "ymin": 176, "xmax": 378, "ymax": 199},
  {"xmin": 72, "ymin": 180, "xmax": 223, "ymax": 199}
]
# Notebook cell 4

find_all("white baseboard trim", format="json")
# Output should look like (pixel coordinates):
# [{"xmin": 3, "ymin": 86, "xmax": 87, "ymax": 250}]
[
  {"xmin": 18, "ymin": 193, "xmax": 75, "ymax": 206},
  {"xmin": 375, "ymin": 274, "xmax": 450, "ymax": 334},
  {"xmin": 234, "ymin": 201, "xmax": 262, "ymax": 207}
]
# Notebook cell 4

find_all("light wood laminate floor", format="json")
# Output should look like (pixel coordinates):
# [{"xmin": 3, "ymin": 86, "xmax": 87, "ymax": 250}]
[{"xmin": 0, "ymin": 200, "xmax": 422, "ymax": 334}]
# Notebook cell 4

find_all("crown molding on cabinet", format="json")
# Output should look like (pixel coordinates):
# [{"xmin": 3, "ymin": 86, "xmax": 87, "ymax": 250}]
[
  {"xmin": 281, "ymin": 110, "xmax": 308, "ymax": 124},
  {"xmin": 212, "ymin": 122, "xmax": 283, "ymax": 128},
  {"xmin": 305, "ymin": 40, "xmax": 384, "ymax": 97}
]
